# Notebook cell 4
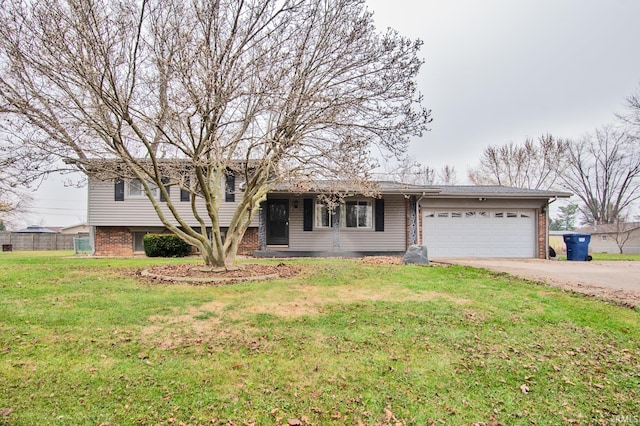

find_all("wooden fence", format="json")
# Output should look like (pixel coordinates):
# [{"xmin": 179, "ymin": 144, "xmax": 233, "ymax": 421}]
[{"xmin": 0, "ymin": 232, "xmax": 81, "ymax": 251}]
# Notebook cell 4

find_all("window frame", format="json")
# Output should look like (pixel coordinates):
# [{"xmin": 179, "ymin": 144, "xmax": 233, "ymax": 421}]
[
  {"xmin": 314, "ymin": 201, "xmax": 335, "ymax": 229},
  {"xmin": 342, "ymin": 199, "xmax": 372, "ymax": 229},
  {"xmin": 128, "ymin": 178, "xmax": 160, "ymax": 199}
]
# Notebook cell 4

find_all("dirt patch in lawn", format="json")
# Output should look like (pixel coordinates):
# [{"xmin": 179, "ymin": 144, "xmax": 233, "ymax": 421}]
[
  {"xmin": 143, "ymin": 287, "xmax": 466, "ymax": 349},
  {"xmin": 146, "ymin": 283, "xmax": 463, "ymax": 325},
  {"xmin": 141, "ymin": 270, "xmax": 469, "ymax": 344}
]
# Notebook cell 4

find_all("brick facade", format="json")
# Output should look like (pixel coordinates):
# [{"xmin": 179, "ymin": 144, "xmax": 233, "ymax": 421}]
[
  {"xmin": 237, "ymin": 227, "xmax": 259, "ymax": 256},
  {"xmin": 94, "ymin": 226, "xmax": 134, "ymax": 257},
  {"xmin": 94, "ymin": 226, "xmax": 260, "ymax": 257}
]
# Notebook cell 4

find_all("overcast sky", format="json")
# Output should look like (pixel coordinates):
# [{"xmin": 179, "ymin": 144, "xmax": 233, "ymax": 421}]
[{"xmin": 22, "ymin": 0, "xmax": 640, "ymax": 228}]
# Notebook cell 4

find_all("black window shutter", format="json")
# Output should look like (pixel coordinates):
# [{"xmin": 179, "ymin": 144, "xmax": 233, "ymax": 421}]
[
  {"xmin": 180, "ymin": 176, "xmax": 190, "ymax": 202},
  {"xmin": 375, "ymin": 198, "xmax": 384, "ymax": 231},
  {"xmin": 114, "ymin": 178, "xmax": 125, "ymax": 201},
  {"xmin": 303, "ymin": 198, "xmax": 313, "ymax": 231},
  {"xmin": 160, "ymin": 177, "xmax": 170, "ymax": 202},
  {"xmin": 225, "ymin": 174, "xmax": 235, "ymax": 202}
]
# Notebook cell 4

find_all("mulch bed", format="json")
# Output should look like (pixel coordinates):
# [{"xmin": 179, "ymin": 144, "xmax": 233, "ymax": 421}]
[{"xmin": 140, "ymin": 262, "xmax": 302, "ymax": 285}]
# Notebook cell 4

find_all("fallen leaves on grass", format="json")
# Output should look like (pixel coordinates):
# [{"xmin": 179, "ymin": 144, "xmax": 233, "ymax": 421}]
[
  {"xmin": 139, "ymin": 263, "xmax": 302, "ymax": 284},
  {"xmin": 361, "ymin": 256, "xmax": 402, "ymax": 265}
]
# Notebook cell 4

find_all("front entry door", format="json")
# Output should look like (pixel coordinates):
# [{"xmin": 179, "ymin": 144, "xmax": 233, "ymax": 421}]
[{"xmin": 266, "ymin": 199, "xmax": 289, "ymax": 245}]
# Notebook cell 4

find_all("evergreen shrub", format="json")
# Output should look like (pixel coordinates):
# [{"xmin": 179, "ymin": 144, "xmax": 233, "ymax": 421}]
[{"xmin": 143, "ymin": 234, "xmax": 192, "ymax": 257}]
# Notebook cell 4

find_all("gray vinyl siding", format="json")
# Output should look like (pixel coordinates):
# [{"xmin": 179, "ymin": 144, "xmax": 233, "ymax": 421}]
[
  {"xmin": 588, "ymin": 229, "xmax": 640, "ymax": 254},
  {"xmin": 88, "ymin": 176, "xmax": 257, "ymax": 227},
  {"xmin": 279, "ymin": 194, "xmax": 407, "ymax": 252}
]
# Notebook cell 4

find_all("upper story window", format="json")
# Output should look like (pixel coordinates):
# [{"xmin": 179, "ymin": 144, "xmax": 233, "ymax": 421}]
[{"xmin": 128, "ymin": 179, "xmax": 159, "ymax": 198}]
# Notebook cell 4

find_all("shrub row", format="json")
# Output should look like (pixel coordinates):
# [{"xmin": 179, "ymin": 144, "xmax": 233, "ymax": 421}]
[{"xmin": 143, "ymin": 234, "xmax": 192, "ymax": 257}]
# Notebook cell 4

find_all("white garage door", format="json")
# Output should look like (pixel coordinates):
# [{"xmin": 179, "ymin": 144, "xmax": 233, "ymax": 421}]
[{"xmin": 422, "ymin": 209, "xmax": 536, "ymax": 258}]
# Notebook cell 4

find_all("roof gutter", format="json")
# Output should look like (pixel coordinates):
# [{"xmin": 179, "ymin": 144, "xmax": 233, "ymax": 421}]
[{"xmin": 542, "ymin": 196, "xmax": 560, "ymax": 260}]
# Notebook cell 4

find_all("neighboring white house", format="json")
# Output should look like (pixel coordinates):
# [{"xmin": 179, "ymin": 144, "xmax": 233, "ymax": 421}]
[{"xmin": 575, "ymin": 222, "xmax": 640, "ymax": 254}]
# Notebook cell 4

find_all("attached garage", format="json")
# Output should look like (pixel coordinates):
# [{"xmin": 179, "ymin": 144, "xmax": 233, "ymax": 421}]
[
  {"xmin": 423, "ymin": 209, "xmax": 536, "ymax": 258},
  {"xmin": 417, "ymin": 185, "xmax": 571, "ymax": 259}
]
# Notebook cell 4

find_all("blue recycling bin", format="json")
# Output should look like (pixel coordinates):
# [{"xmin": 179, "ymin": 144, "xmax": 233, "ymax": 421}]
[{"xmin": 563, "ymin": 234, "xmax": 591, "ymax": 261}]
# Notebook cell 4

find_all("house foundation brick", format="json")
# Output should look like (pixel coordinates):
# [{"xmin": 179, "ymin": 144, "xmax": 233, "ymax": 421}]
[
  {"xmin": 94, "ymin": 226, "xmax": 260, "ymax": 257},
  {"xmin": 237, "ymin": 227, "xmax": 259, "ymax": 256},
  {"xmin": 94, "ymin": 227, "xmax": 134, "ymax": 257}
]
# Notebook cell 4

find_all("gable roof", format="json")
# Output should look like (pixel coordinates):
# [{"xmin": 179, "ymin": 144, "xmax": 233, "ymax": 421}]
[
  {"xmin": 15, "ymin": 225, "xmax": 59, "ymax": 233},
  {"xmin": 575, "ymin": 222, "xmax": 640, "ymax": 234}
]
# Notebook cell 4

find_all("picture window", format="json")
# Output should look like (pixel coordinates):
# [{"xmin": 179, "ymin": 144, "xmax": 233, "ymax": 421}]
[{"xmin": 344, "ymin": 201, "xmax": 372, "ymax": 228}]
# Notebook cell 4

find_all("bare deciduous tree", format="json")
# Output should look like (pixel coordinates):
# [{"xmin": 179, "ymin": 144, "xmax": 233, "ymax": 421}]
[
  {"xmin": 384, "ymin": 155, "xmax": 457, "ymax": 185},
  {"xmin": 0, "ymin": 141, "xmax": 35, "ymax": 225},
  {"xmin": 467, "ymin": 134, "xmax": 567, "ymax": 189},
  {"xmin": 384, "ymin": 156, "xmax": 435, "ymax": 185},
  {"xmin": 437, "ymin": 164, "xmax": 458, "ymax": 185},
  {"xmin": 560, "ymin": 125, "xmax": 640, "ymax": 225},
  {"xmin": 0, "ymin": 0, "xmax": 430, "ymax": 266},
  {"xmin": 619, "ymin": 85, "xmax": 640, "ymax": 138},
  {"xmin": 611, "ymin": 219, "xmax": 638, "ymax": 255}
]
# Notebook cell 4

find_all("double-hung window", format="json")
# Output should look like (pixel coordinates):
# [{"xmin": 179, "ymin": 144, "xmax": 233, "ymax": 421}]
[{"xmin": 129, "ymin": 179, "xmax": 159, "ymax": 198}]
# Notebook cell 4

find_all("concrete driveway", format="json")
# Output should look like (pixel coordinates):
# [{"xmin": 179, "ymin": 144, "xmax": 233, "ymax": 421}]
[{"xmin": 436, "ymin": 258, "xmax": 640, "ymax": 307}]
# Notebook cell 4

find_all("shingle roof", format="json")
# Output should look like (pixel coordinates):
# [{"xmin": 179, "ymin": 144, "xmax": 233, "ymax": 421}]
[
  {"xmin": 15, "ymin": 225, "xmax": 59, "ymax": 233},
  {"xmin": 271, "ymin": 181, "xmax": 571, "ymax": 198},
  {"xmin": 575, "ymin": 222, "xmax": 640, "ymax": 234},
  {"xmin": 426, "ymin": 185, "xmax": 571, "ymax": 198}
]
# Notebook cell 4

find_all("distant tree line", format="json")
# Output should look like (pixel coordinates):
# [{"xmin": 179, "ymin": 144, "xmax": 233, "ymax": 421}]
[
  {"xmin": 469, "ymin": 87, "xmax": 640, "ymax": 227},
  {"xmin": 398, "ymin": 86, "xmax": 640, "ymax": 227}
]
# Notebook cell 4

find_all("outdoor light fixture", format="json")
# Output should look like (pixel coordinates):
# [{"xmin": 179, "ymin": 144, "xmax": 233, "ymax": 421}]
[{"xmin": 294, "ymin": 200, "xmax": 299, "ymax": 209}]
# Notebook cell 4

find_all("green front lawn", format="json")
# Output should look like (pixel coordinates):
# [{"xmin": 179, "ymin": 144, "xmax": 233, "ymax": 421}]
[
  {"xmin": 591, "ymin": 253, "xmax": 640, "ymax": 261},
  {"xmin": 556, "ymin": 253, "xmax": 640, "ymax": 261},
  {"xmin": 1, "ymin": 252, "xmax": 638, "ymax": 425}
]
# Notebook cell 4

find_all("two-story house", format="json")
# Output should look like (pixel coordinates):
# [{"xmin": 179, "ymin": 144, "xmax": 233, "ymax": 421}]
[{"xmin": 87, "ymin": 170, "xmax": 570, "ymax": 259}]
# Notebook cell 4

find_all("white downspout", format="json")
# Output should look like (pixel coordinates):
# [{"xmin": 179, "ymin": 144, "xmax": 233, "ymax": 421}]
[{"xmin": 545, "ymin": 196, "xmax": 558, "ymax": 260}]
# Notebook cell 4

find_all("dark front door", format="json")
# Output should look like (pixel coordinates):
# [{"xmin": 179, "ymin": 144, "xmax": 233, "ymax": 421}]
[{"xmin": 266, "ymin": 199, "xmax": 289, "ymax": 245}]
